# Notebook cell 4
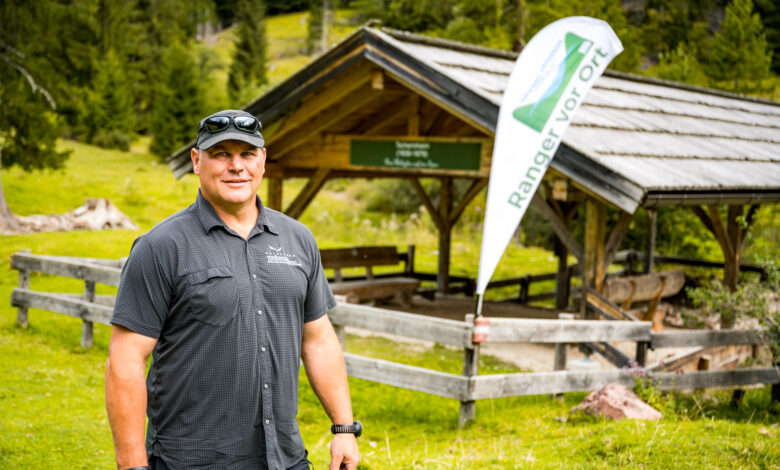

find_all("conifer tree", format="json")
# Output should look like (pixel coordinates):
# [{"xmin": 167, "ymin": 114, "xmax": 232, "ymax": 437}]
[
  {"xmin": 150, "ymin": 44, "xmax": 205, "ymax": 157},
  {"xmin": 86, "ymin": 50, "xmax": 135, "ymax": 150},
  {"xmin": 707, "ymin": 0, "xmax": 772, "ymax": 93},
  {"xmin": 227, "ymin": 0, "xmax": 268, "ymax": 105}
]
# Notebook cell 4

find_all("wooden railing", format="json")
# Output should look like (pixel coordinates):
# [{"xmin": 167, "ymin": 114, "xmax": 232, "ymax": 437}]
[{"xmin": 10, "ymin": 251, "xmax": 780, "ymax": 427}]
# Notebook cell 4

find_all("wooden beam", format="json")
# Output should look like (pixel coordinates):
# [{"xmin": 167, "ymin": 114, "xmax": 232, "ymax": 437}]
[
  {"xmin": 471, "ymin": 316, "xmax": 651, "ymax": 343},
  {"xmin": 359, "ymin": 101, "xmax": 410, "ymax": 136},
  {"xmin": 438, "ymin": 177, "xmax": 453, "ymax": 294},
  {"xmin": 644, "ymin": 209, "xmax": 657, "ymax": 274},
  {"xmin": 371, "ymin": 69, "xmax": 384, "ymax": 90},
  {"xmin": 271, "ymin": 87, "xmax": 383, "ymax": 160},
  {"xmin": 284, "ymin": 169, "xmax": 331, "ymax": 219},
  {"xmin": 449, "ymin": 178, "xmax": 487, "ymax": 226},
  {"xmin": 270, "ymin": 67, "xmax": 373, "ymax": 144},
  {"xmin": 691, "ymin": 205, "xmax": 716, "ymax": 235},
  {"xmin": 740, "ymin": 204, "xmax": 760, "ymax": 253},
  {"xmin": 10, "ymin": 252, "xmax": 122, "ymax": 286},
  {"xmin": 603, "ymin": 210, "xmax": 633, "ymax": 274},
  {"xmin": 408, "ymin": 94, "xmax": 420, "ymax": 137},
  {"xmin": 410, "ymin": 178, "xmax": 444, "ymax": 230},
  {"xmin": 584, "ymin": 198, "xmax": 607, "ymax": 293},
  {"xmin": 706, "ymin": 204, "xmax": 733, "ymax": 258},
  {"xmin": 266, "ymin": 178, "xmax": 283, "ymax": 211},
  {"xmin": 328, "ymin": 303, "xmax": 472, "ymax": 347},
  {"xmin": 343, "ymin": 353, "xmax": 469, "ymax": 400},
  {"xmin": 531, "ymin": 193, "xmax": 584, "ymax": 262},
  {"xmin": 11, "ymin": 288, "xmax": 113, "ymax": 325},
  {"xmin": 651, "ymin": 330, "xmax": 767, "ymax": 349}
]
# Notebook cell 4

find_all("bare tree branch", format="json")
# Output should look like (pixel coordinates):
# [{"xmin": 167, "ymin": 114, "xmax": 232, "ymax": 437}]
[{"xmin": 0, "ymin": 47, "xmax": 57, "ymax": 110}]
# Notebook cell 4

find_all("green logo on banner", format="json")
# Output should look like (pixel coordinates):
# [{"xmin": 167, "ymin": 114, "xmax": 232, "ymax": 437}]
[{"xmin": 512, "ymin": 33, "xmax": 593, "ymax": 132}]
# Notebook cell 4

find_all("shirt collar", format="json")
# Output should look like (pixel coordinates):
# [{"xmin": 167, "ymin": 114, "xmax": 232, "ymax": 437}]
[{"xmin": 195, "ymin": 190, "xmax": 278, "ymax": 236}]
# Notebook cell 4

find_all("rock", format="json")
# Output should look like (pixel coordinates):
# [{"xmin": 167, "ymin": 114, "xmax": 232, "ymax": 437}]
[{"xmin": 570, "ymin": 383, "xmax": 662, "ymax": 420}]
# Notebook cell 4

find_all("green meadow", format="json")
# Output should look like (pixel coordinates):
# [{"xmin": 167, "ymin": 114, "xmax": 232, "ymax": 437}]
[{"xmin": 1, "ymin": 136, "xmax": 778, "ymax": 470}]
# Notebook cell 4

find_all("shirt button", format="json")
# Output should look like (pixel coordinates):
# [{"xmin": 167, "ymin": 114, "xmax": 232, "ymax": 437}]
[
  {"xmin": 264, "ymin": 384, "xmax": 269, "ymax": 389},
  {"xmin": 257, "ymin": 310, "xmax": 263, "ymax": 315},
  {"xmin": 252, "ymin": 274, "xmax": 257, "ymax": 279},
  {"xmin": 265, "ymin": 419, "xmax": 270, "ymax": 425},
  {"xmin": 261, "ymin": 347, "xmax": 266, "ymax": 352}
]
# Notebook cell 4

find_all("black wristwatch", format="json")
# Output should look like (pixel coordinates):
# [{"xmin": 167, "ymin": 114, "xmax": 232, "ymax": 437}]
[{"xmin": 331, "ymin": 420, "xmax": 362, "ymax": 438}]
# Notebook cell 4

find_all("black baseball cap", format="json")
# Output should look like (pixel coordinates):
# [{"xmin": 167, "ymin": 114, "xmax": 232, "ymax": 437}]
[{"xmin": 196, "ymin": 109, "xmax": 265, "ymax": 150}]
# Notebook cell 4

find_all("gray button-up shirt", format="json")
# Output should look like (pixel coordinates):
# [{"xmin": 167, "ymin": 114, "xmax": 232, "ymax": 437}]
[{"xmin": 111, "ymin": 191, "xmax": 336, "ymax": 470}]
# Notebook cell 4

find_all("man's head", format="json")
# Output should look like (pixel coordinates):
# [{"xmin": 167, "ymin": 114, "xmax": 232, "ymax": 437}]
[{"xmin": 191, "ymin": 110, "xmax": 266, "ymax": 214}]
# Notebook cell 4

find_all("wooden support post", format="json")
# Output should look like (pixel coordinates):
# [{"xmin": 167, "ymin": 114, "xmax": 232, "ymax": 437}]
[
  {"xmin": 285, "ymin": 169, "xmax": 330, "ymax": 219},
  {"xmin": 584, "ymin": 199, "xmax": 606, "ymax": 317},
  {"xmin": 16, "ymin": 249, "xmax": 31, "ymax": 328},
  {"xmin": 459, "ymin": 314, "xmax": 478, "ymax": 428},
  {"xmin": 405, "ymin": 245, "xmax": 415, "ymax": 276},
  {"xmin": 730, "ymin": 388, "xmax": 745, "ymax": 407},
  {"xmin": 555, "ymin": 237, "xmax": 570, "ymax": 310},
  {"xmin": 696, "ymin": 355, "xmax": 711, "ymax": 393},
  {"xmin": 437, "ymin": 177, "xmax": 453, "ymax": 296},
  {"xmin": 267, "ymin": 178, "xmax": 283, "ymax": 211},
  {"xmin": 552, "ymin": 313, "xmax": 574, "ymax": 400},
  {"xmin": 518, "ymin": 275, "xmax": 530, "ymax": 304},
  {"xmin": 82, "ymin": 280, "xmax": 96, "ymax": 348},
  {"xmin": 635, "ymin": 341, "xmax": 648, "ymax": 368},
  {"xmin": 644, "ymin": 209, "xmax": 657, "ymax": 274}
]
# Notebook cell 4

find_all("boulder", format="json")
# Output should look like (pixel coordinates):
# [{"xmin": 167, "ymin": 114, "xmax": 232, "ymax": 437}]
[{"xmin": 570, "ymin": 383, "xmax": 662, "ymax": 420}]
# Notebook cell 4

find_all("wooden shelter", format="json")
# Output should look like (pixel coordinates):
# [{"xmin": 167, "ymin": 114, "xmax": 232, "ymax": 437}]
[{"xmin": 168, "ymin": 26, "xmax": 780, "ymax": 301}]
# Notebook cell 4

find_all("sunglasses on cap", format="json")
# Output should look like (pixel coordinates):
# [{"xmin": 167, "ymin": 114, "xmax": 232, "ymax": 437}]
[{"xmin": 197, "ymin": 115, "xmax": 262, "ymax": 134}]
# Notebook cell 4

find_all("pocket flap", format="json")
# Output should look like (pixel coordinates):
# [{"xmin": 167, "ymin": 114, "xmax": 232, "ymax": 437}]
[{"xmin": 187, "ymin": 266, "xmax": 234, "ymax": 285}]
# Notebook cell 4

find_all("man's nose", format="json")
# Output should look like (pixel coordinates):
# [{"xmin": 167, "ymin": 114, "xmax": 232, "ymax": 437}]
[{"xmin": 226, "ymin": 153, "xmax": 244, "ymax": 171}]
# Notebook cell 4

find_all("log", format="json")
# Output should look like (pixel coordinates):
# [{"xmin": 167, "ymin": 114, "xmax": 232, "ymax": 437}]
[
  {"xmin": 602, "ymin": 270, "xmax": 685, "ymax": 304},
  {"xmin": 7, "ymin": 198, "xmax": 137, "ymax": 234}
]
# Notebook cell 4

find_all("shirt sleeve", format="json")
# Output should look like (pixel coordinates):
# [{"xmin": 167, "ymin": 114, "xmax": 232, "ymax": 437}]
[
  {"xmin": 111, "ymin": 235, "xmax": 172, "ymax": 338},
  {"xmin": 303, "ymin": 237, "xmax": 336, "ymax": 323}
]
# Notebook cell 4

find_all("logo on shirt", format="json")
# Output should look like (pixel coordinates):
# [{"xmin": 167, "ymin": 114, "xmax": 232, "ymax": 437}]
[{"xmin": 265, "ymin": 246, "xmax": 302, "ymax": 266}]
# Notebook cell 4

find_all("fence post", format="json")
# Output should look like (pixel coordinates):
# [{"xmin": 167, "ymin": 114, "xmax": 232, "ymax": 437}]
[
  {"xmin": 16, "ymin": 249, "xmax": 31, "ymax": 328},
  {"xmin": 82, "ymin": 280, "xmax": 96, "ymax": 348},
  {"xmin": 518, "ymin": 275, "xmax": 530, "ymax": 304},
  {"xmin": 334, "ymin": 324, "xmax": 346, "ymax": 348},
  {"xmin": 773, "ymin": 360, "xmax": 780, "ymax": 404},
  {"xmin": 405, "ymin": 245, "xmax": 415, "ymax": 276},
  {"xmin": 552, "ymin": 313, "xmax": 573, "ymax": 400},
  {"xmin": 459, "ymin": 314, "xmax": 479, "ymax": 429},
  {"xmin": 635, "ymin": 341, "xmax": 648, "ymax": 367}
]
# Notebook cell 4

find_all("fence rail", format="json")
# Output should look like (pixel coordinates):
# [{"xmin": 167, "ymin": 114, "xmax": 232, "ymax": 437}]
[{"xmin": 10, "ymin": 251, "xmax": 780, "ymax": 427}]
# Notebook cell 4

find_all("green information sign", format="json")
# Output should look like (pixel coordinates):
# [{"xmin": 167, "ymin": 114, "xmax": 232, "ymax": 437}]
[{"xmin": 350, "ymin": 139, "xmax": 482, "ymax": 171}]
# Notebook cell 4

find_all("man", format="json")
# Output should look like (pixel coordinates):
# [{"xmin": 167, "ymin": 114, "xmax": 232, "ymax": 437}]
[{"xmin": 105, "ymin": 110, "xmax": 360, "ymax": 470}]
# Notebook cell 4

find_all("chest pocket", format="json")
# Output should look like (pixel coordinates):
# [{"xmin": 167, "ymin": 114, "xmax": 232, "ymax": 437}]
[{"xmin": 186, "ymin": 266, "xmax": 240, "ymax": 326}]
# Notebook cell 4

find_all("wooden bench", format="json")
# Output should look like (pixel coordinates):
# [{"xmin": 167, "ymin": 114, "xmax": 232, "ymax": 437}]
[{"xmin": 321, "ymin": 246, "xmax": 420, "ymax": 307}]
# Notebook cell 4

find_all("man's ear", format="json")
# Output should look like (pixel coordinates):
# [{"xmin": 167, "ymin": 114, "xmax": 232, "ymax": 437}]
[{"xmin": 190, "ymin": 148, "xmax": 201, "ymax": 175}]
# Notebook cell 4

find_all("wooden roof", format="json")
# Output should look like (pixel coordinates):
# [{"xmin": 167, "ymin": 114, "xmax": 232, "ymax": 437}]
[{"xmin": 167, "ymin": 26, "xmax": 780, "ymax": 213}]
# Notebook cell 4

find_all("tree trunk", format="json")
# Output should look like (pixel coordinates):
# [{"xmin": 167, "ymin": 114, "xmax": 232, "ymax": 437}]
[{"xmin": 0, "ymin": 149, "xmax": 21, "ymax": 233}]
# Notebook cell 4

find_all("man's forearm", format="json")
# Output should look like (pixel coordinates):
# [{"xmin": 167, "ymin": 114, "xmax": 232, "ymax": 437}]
[
  {"xmin": 301, "ymin": 327, "xmax": 353, "ymax": 424},
  {"xmin": 105, "ymin": 357, "xmax": 149, "ymax": 469}
]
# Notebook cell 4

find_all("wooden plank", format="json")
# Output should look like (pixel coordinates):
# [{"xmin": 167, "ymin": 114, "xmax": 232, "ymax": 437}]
[
  {"xmin": 653, "ymin": 367, "xmax": 780, "ymax": 391},
  {"xmin": 11, "ymin": 288, "xmax": 113, "ymax": 325},
  {"xmin": 408, "ymin": 93, "xmax": 420, "ymax": 136},
  {"xmin": 585, "ymin": 288, "xmax": 640, "ymax": 322},
  {"xmin": 531, "ymin": 193, "xmax": 584, "ymax": 262},
  {"xmin": 10, "ymin": 252, "xmax": 122, "ymax": 286},
  {"xmin": 82, "ymin": 281, "xmax": 96, "ymax": 349},
  {"xmin": 471, "ymin": 369, "xmax": 635, "ymax": 399},
  {"xmin": 585, "ymin": 198, "xmax": 606, "ymax": 293},
  {"xmin": 284, "ymin": 168, "xmax": 331, "ymax": 219},
  {"xmin": 651, "ymin": 330, "xmax": 767, "ymax": 349},
  {"xmin": 328, "ymin": 302, "xmax": 473, "ymax": 347},
  {"xmin": 343, "ymin": 353, "xmax": 468, "ymax": 400},
  {"xmin": 471, "ymin": 317, "xmax": 651, "ymax": 343},
  {"xmin": 469, "ymin": 367, "xmax": 780, "ymax": 399},
  {"xmin": 320, "ymin": 246, "xmax": 401, "ymax": 269}
]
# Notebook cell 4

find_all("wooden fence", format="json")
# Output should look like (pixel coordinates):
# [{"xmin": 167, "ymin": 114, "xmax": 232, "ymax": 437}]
[{"xmin": 10, "ymin": 251, "xmax": 780, "ymax": 427}]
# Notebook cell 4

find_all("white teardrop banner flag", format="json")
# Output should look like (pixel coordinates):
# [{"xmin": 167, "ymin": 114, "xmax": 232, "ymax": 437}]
[{"xmin": 476, "ymin": 17, "xmax": 623, "ymax": 296}]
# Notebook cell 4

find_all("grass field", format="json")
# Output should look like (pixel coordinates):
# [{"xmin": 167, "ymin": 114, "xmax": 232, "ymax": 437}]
[{"xmin": 1, "ymin": 133, "xmax": 779, "ymax": 469}]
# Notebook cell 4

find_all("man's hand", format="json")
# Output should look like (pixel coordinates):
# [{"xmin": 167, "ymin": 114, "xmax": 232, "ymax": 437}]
[{"xmin": 330, "ymin": 433, "xmax": 360, "ymax": 470}]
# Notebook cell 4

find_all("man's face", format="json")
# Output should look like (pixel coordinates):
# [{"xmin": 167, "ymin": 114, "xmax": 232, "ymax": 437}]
[{"xmin": 190, "ymin": 140, "xmax": 266, "ymax": 212}]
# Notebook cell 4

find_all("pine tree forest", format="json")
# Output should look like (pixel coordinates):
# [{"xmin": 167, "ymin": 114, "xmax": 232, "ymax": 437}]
[{"xmin": 1, "ymin": 0, "xmax": 777, "ymax": 163}]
